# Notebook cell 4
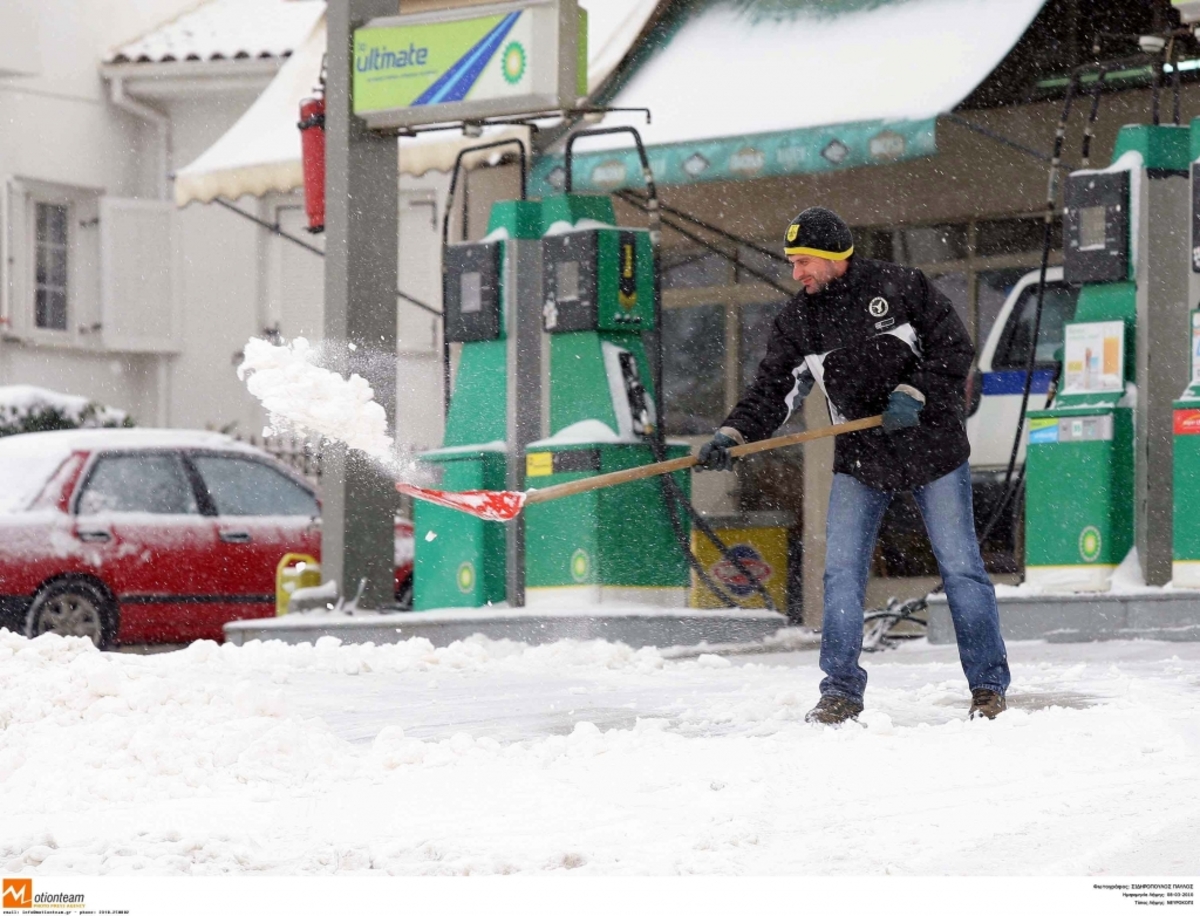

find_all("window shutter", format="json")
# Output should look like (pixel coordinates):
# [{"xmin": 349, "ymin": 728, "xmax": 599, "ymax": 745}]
[{"xmin": 100, "ymin": 197, "xmax": 178, "ymax": 352}]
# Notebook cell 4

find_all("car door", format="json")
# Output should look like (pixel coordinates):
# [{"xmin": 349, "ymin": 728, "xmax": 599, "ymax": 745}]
[
  {"xmin": 186, "ymin": 452, "xmax": 320, "ymax": 621},
  {"xmin": 72, "ymin": 450, "xmax": 224, "ymax": 643},
  {"xmin": 968, "ymin": 273, "xmax": 1079, "ymax": 468}
]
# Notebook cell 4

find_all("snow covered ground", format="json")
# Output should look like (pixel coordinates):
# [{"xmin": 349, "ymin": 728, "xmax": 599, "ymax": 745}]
[{"xmin": 1, "ymin": 628, "xmax": 1198, "ymax": 878}]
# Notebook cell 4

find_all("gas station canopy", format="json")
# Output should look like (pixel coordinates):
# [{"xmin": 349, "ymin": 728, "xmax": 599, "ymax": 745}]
[
  {"xmin": 172, "ymin": 0, "xmax": 662, "ymax": 206},
  {"xmin": 533, "ymin": 0, "xmax": 1049, "ymax": 193}
]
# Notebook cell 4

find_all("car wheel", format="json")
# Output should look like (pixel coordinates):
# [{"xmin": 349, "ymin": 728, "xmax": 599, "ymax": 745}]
[{"xmin": 25, "ymin": 579, "xmax": 117, "ymax": 650}]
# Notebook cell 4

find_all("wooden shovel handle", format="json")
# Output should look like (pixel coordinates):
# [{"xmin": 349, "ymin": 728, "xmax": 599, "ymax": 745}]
[{"xmin": 523, "ymin": 415, "xmax": 882, "ymax": 507}]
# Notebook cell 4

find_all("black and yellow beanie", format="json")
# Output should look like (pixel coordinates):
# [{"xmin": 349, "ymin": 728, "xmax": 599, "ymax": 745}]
[{"xmin": 783, "ymin": 207, "xmax": 854, "ymax": 259}]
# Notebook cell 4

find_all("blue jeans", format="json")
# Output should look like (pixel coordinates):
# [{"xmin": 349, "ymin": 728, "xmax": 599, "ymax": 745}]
[{"xmin": 819, "ymin": 462, "xmax": 1010, "ymax": 703}]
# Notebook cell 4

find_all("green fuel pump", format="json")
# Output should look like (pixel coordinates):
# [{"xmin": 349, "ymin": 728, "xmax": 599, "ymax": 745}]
[
  {"xmin": 1025, "ymin": 124, "xmax": 1191, "ymax": 591},
  {"xmin": 414, "ymin": 142, "xmax": 542, "ymax": 610},
  {"xmin": 414, "ymin": 135, "xmax": 690, "ymax": 610},
  {"xmin": 524, "ymin": 189, "xmax": 691, "ymax": 605}
]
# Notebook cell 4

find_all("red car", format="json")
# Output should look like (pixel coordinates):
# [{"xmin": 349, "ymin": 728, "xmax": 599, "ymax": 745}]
[{"xmin": 0, "ymin": 429, "xmax": 414, "ymax": 648}]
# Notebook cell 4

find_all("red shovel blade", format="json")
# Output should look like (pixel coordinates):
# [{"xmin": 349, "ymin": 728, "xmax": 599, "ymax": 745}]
[{"xmin": 396, "ymin": 482, "xmax": 527, "ymax": 522}]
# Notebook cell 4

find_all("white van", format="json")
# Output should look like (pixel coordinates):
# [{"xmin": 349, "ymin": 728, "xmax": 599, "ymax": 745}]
[{"xmin": 965, "ymin": 266, "xmax": 1079, "ymax": 548}]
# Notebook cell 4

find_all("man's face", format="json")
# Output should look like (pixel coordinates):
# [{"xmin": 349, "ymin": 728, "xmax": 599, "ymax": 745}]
[{"xmin": 788, "ymin": 253, "xmax": 845, "ymax": 294}]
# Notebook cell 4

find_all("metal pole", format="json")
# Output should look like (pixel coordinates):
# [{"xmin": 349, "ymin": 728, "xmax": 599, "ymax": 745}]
[
  {"xmin": 1136, "ymin": 169, "xmax": 1190, "ymax": 585},
  {"xmin": 321, "ymin": 0, "xmax": 399, "ymax": 608},
  {"xmin": 505, "ymin": 239, "xmax": 543, "ymax": 608}
]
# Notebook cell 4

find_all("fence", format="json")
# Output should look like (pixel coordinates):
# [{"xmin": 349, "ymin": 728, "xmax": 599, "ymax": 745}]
[{"xmin": 238, "ymin": 432, "xmax": 323, "ymax": 486}]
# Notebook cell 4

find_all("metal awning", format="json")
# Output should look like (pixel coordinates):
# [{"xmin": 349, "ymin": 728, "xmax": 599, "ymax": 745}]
[
  {"xmin": 532, "ymin": 0, "xmax": 1048, "ymax": 193},
  {"xmin": 173, "ymin": 0, "xmax": 662, "ymax": 207}
]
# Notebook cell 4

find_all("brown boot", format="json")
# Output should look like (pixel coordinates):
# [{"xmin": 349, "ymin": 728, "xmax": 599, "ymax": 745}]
[
  {"xmin": 804, "ymin": 694, "xmax": 864, "ymax": 725},
  {"xmin": 968, "ymin": 688, "xmax": 1007, "ymax": 720}
]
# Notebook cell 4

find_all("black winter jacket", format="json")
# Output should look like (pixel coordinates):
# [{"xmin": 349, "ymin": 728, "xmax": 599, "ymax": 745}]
[{"xmin": 723, "ymin": 256, "xmax": 973, "ymax": 491}]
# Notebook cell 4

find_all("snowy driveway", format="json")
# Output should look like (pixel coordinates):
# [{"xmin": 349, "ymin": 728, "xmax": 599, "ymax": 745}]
[{"xmin": 1, "ymin": 630, "xmax": 1198, "ymax": 876}]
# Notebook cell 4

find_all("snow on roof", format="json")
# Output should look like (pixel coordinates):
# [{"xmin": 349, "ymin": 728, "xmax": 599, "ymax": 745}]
[
  {"xmin": 0, "ymin": 428, "xmax": 257, "ymax": 455},
  {"xmin": 106, "ymin": 0, "xmax": 325, "ymax": 65},
  {"xmin": 592, "ymin": 0, "xmax": 1047, "ymax": 149}
]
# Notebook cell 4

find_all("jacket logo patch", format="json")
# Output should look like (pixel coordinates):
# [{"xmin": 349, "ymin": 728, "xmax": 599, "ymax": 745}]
[
  {"xmin": 868, "ymin": 297, "xmax": 889, "ymax": 318},
  {"xmin": 874, "ymin": 317, "xmax": 895, "ymax": 330}
]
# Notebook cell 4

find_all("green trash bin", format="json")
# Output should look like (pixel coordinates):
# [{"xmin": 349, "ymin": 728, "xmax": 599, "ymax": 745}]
[{"xmin": 524, "ymin": 439, "xmax": 691, "ymax": 605}]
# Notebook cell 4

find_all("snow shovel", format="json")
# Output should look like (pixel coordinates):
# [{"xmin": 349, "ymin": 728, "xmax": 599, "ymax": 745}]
[{"xmin": 397, "ymin": 415, "xmax": 883, "ymax": 522}]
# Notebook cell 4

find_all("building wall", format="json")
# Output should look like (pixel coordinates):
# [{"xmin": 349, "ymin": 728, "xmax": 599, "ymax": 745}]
[
  {"xmin": 0, "ymin": 0, "xmax": 449, "ymax": 455},
  {"xmin": 0, "ymin": 0, "xmax": 197, "ymax": 425}
]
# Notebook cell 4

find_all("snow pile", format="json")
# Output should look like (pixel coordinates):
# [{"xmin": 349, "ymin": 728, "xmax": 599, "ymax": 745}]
[
  {"xmin": 1, "ymin": 629, "xmax": 1199, "ymax": 876},
  {"xmin": 237, "ymin": 337, "xmax": 397, "ymax": 469},
  {"xmin": 528, "ymin": 419, "xmax": 622, "ymax": 446}
]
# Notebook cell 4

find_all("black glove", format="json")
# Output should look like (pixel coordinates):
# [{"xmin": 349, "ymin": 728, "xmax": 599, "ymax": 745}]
[
  {"xmin": 697, "ymin": 431, "xmax": 739, "ymax": 471},
  {"xmin": 882, "ymin": 387, "xmax": 924, "ymax": 432}
]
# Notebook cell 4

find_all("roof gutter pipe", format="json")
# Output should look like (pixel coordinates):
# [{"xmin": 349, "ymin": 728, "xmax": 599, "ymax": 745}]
[
  {"xmin": 107, "ymin": 78, "xmax": 171, "ymax": 202},
  {"xmin": 107, "ymin": 77, "xmax": 173, "ymax": 426}
]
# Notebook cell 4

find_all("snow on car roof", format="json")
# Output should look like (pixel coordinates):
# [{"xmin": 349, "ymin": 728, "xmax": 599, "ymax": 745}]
[{"xmin": 0, "ymin": 428, "xmax": 261, "ymax": 455}]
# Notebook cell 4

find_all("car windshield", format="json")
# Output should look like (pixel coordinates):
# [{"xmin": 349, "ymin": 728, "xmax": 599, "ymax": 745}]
[
  {"xmin": 0, "ymin": 445, "xmax": 70, "ymax": 512},
  {"xmin": 993, "ymin": 281, "xmax": 1079, "ymax": 370}
]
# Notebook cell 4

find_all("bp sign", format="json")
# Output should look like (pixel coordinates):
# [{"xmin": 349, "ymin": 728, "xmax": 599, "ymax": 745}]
[{"xmin": 353, "ymin": 0, "xmax": 587, "ymax": 131}]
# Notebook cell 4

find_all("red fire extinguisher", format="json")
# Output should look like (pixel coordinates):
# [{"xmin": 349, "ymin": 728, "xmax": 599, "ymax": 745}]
[{"xmin": 298, "ymin": 94, "xmax": 325, "ymax": 234}]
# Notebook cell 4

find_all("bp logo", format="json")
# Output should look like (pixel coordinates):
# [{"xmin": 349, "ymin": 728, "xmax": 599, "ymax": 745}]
[
  {"xmin": 456, "ymin": 561, "xmax": 476, "ymax": 594},
  {"xmin": 501, "ymin": 41, "xmax": 526, "ymax": 84},
  {"xmin": 868, "ymin": 297, "xmax": 889, "ymax": 318},
  {"xmin": 570, "ymin": 548, "xmax": 590, "ymax": 583},
  {"xmin": 1079, "ymin": 526, "xmax": 1102, "ymax": 563},
  {"xmin": 711, "ymin": 544, "xmax": 772, "ymax": 598}
]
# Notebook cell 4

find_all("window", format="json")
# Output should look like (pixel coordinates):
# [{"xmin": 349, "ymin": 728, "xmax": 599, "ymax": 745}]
[
  {"xmin": 739, "ymin": 300, "xmax": 787, "ymax": 390},
  {"xmin": 975, "ymin": 215, "xmax": 1062, "ymax": 258},
  {"xmin": 735, "ymin": 245, "xmax": 788, "ymax": 286},
  {"xmin": 662, "ymin": 250, "xmax": 730, "ymax": 290},
  {"xmin": 10, "ymin": 180, "xmax": 102, "ymax": 342},
  {"xmin": 77, "ymin": 454, "xmax": 199, "ymax": 515},
  {"xmin": 35, "ymin": 203, "xmax": 68, "ymax": 331},
  {"xmin": 894, "ymin": 224, "xmax": 969, "ymax": 264},
  {"xmin": 976, "ymin": 268, "xmax": 1031, "ymax": 345},
  {"xmin": 930, "ymin": 271, "xmax": 970, "ymax": 332},
  {"xmin": 993, "ymin": 282, "xmax": 1080, "ymax": 370},
  {"xmin": 192, "ymin": 455, "xmax": 318, "ymax": 517},
  {"xmin": 857, "ymin": 224, "xmax": 968, "ymax": 265},
  {"xmin": 662, "ymin": 304, "xmax": 726, "ymax": 435}
]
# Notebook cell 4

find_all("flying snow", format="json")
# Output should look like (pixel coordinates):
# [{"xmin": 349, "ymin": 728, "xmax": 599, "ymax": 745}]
[{"xmin": 238, "ymin": 337, "xmax": 398, "ymax": 470}]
